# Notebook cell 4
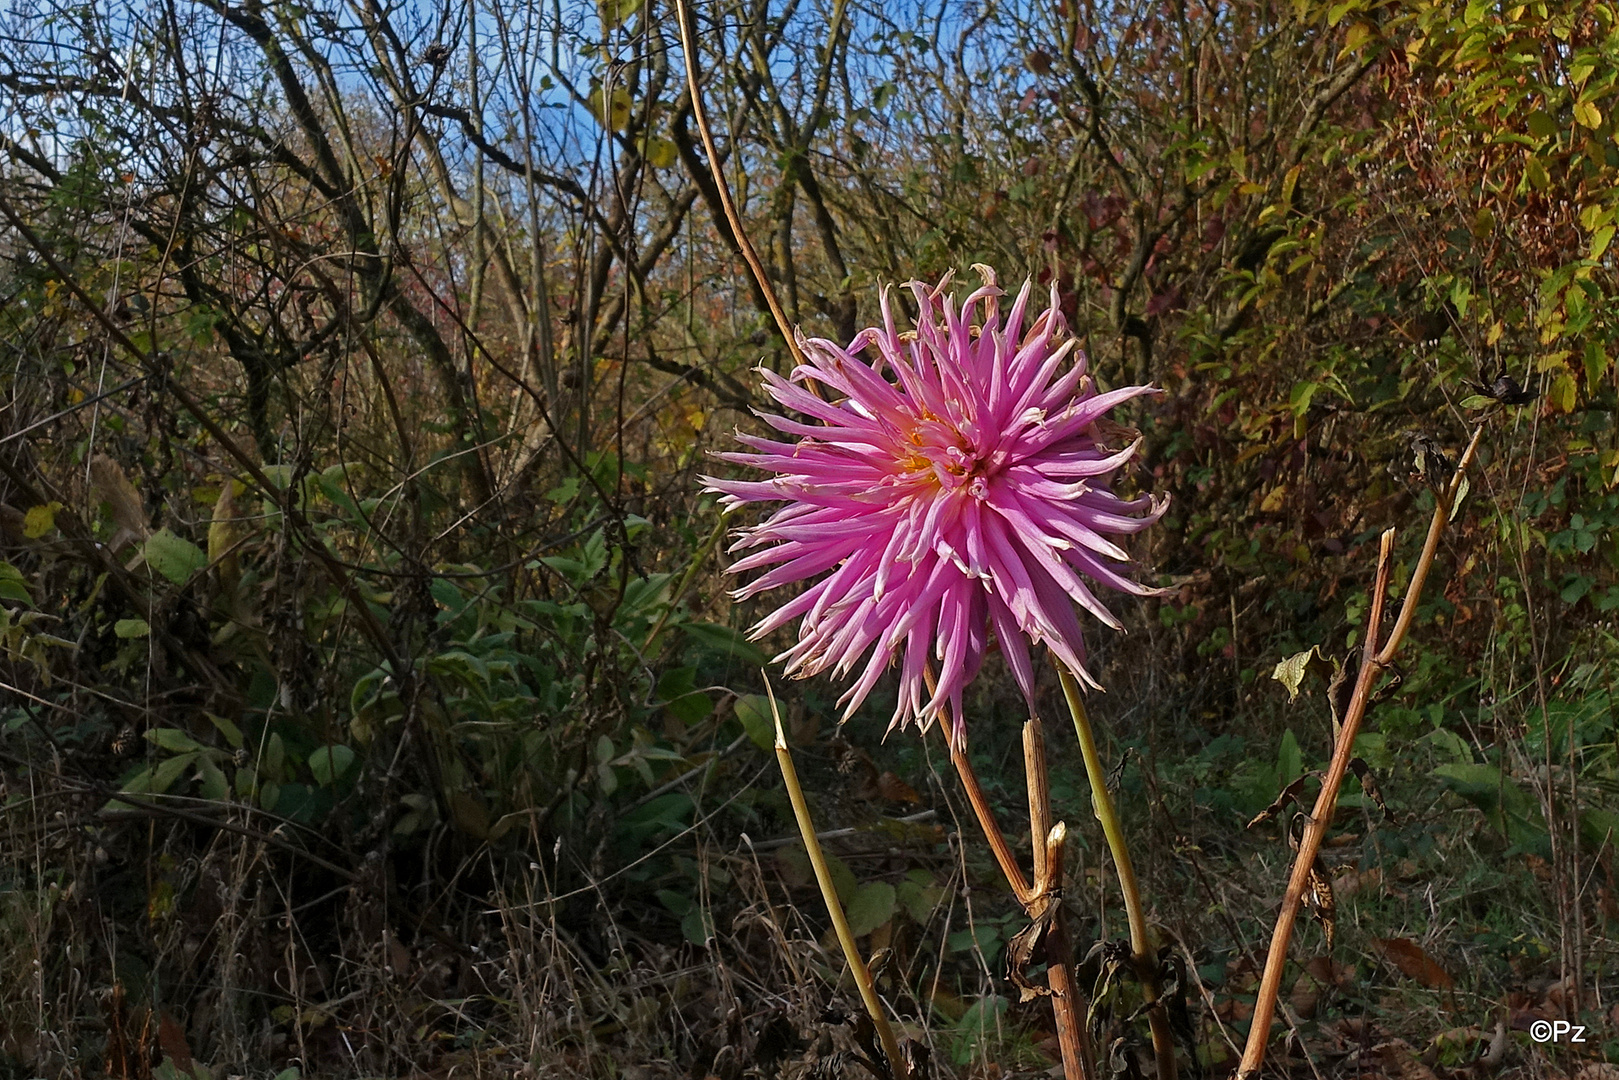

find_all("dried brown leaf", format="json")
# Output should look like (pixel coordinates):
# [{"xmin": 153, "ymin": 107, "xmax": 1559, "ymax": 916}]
[{"xmin": 1373, "ymin": 937, "xmax": 1454, "ymax": 989}]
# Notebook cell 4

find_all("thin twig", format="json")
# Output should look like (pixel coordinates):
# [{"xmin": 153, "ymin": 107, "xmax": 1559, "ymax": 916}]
[
  {"xmin": 671, "ymin": 0, "xmax": 808, "ymax": 371},
  {"xmin": 1238, "ymin": 427, "xmax": 1482, "ymax": 1078}
]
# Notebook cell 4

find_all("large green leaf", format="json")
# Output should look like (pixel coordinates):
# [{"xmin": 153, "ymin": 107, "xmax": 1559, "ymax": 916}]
[
  {"xmin": 144, "ymin": 528, "xmax": 207, "ymax": 584},
  {"xmin": 308, "ymin": 744, "xmax": 355, "ymax": 786},
  {"xmin": 845, "ymin": 881, "xmax": 896, "ymax": 937},
  {"xmin": 1432, "ymin": 762, "xmax": 1548, "ymax": 854},
  {"xmin": 145, "ymin": 727, "xmax": 203, "ymax": 753},
  {"xmin": 732, "ymin": 694, "xmax": 775, "ymax": 750}
]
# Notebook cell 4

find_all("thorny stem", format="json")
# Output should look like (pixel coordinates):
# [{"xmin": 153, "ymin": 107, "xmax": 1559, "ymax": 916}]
[
  {"xmin": 764, "ymin": 678, "xmax": 908, "ymax": 1080},
  {"xmin": 1237, "ymin": 427, "xmax": 1483, "ymax": 1079},
  {"xmin": 1058, "ymin": 667, "xmax": 1178, "ymax": 1080}
]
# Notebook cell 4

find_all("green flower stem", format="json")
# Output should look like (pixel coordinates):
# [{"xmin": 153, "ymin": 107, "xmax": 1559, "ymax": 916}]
[
  {"xmin": 1058, "ymin": 665, "xmax": 1177, "ymax": 1080},
  {"xmin": 765, "ymin": 679, "xmax": 908, "ymax": 1080}
]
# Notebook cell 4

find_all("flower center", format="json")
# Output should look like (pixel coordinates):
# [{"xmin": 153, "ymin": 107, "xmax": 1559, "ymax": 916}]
[{"xmin": 901, "ymin": 416, "xmax": 984, "ymax": 492}]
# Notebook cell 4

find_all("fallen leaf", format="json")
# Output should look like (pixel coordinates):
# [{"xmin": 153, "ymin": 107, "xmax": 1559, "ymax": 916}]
[
  {"xmin": 157, "ymin": 1013, "xmax": 194, "ymax": 1073},
  {"xmin": 1302, "ymin": 956, "xmax": 1356, "ymax": 989},
  {"xmin": 1332, "ymin": 866, "xmax": 1382, "ymax": 900},
  {"xmin": 875, "ymin": 771, "xmax": 921, "ymax": 804},
  {"xmin": 1372, "ymin": 938, "xmax": 1454, "ymax": 989},
  {"xmin": 1372, "ymin": 1038, "xmax": 1440, "ymax": 1080}
]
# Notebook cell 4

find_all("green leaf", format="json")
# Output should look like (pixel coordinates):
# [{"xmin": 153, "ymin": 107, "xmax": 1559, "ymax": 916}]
[
  {"xmin": 144, "ymin": 528, "xmax": 207, "ymax": 584},
  {"xmin": 824, "ymin": 852, "xmax": 857, "ymax": 904},
  {"xmin": 733, "ymin": 694, "xmax": 775, "ymax": 750},
  {"xmin": 308, "ymin": 744, "xmax": 355, "ymax": 786},
  {"xmin": 1526, "ymin": 110, "xmax": 1559, "ymax": 139},
  {"xmin": 655, "ymin": 888, "xmax": 694, "ymax": 916},
  {"xmin": 845, "ymin": 881, "xmax": 897, "ymax": 937},
  {"xmin": 151, "ymin": 752, "xmax": 200, "ymax": 794},
  {"xmin": 665, "ymin": 691, "xmax": 713, "ymax": 725},
  {"xmin": 264, "ymin": 733, "xmax": 285, "ymax": 778},
  {"xmin": 619, "ymin": 572, "xmax": 672, "ymax": 618},
  {"xmin": 678, "ymin": 621, "xmax": 769, "ymax": 665},
  {"xmin": 951, "ymin": 995, "xmax": 1008, "ymax": 1066},
  {"xmin": 897, "ymin": 875, "xmax": 946, "ymax": 924},
  {"xmin": 114, "ymin": 618, "xmax": 150, "ymax": 638},
  {"xmin": 1433, "ymin": 762, "xmax": 1548, "ymax": 853},
  {"xmin": 0, "ymin": 561, "xmax": 30, "ymax": 604},
  {"xmin": 206, "ymin": 713, "xmax": 243, "ymax": 750},
  {"xmin": 680, "ymin": 906, "xmax": 714, "ymax": 947},
  {"xmin": 145, "ymin": 727, "xmax": 203, "ymax": 753},
  {"xmin": 196, "ymin": 755, "xmax": 229, "ymax": 801},
  {"xmin": 1276, "ymin": 728, "xmax": 1302, "ymax": 783}
]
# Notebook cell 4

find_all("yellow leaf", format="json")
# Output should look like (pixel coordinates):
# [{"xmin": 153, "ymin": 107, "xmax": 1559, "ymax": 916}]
[
  {"xmin": 22, "ymin": 502, "xmax": 60, "ymax": 539},
  {"xmin": 1574, "ymin": 100, "xmax": 1602, "ymax": 129},
  {"xmin": 641, "ymin": 135, "xmax": 676, "ymax": 169},
  {"xmin": 1590, "ymin": 224, "xmax": 1615, "ymax": 261},
  {"xmin": 67, "ymin": 387, "xmax": 85, "ymax": 405},
  {"xmin": 590, "ymin": 84, "xmax": 633, "ymax": 131},
  {"xmin": 1260, "ymin": 485, "xmax": 1287, "ymax": 513},
  {"xmin": 1550, "ymin": 371, "xmax": 1577, "ymax": 413},
  {"xmin": 599, "ymin": 0, "xmax": 641, "ymax": 29},
  {"xmin": 1280, "ymin": 163, "xmax": 1303, "ymax": 207}
]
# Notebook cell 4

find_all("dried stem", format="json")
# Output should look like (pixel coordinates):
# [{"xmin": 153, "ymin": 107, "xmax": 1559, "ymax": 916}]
[
  {"xmin": 1025, "ymin": 716, "xmax": 1097, "ymax": 1080},
  {"xmin": 1237, "ymin": 427, "xmax": 1483, "ymax": 1078},
  {"xmin": 764, "ymin": 678, "xmax": 908, "ymax": 1080},
  {"xmin": 1058, "ymin": 668, "xmax": 1177, "ymax": 1080}
]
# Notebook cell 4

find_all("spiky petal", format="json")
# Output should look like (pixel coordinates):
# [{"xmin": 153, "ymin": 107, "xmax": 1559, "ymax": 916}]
[{"xmin": 704, "ymin": 268, "xmax": 1167, "ymax": 746}]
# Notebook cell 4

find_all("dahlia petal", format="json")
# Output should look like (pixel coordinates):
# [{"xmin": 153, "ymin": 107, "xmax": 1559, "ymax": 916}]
[{"xmin": 713, "ymin": 271, "xmax": 1163, "ymax": 737}]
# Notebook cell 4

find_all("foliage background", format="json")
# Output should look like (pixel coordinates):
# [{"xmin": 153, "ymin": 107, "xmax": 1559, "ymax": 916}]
[{"xmin": 0, "ymin": 0, "xmax": 1616, "ymax": 1076}]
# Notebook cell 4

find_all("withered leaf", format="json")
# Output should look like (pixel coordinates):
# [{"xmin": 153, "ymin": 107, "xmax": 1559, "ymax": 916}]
[
  {"xmin": 1005, "ymin": 895, "xmax": 1058, "ymax": 1003},
  {"xmin": 1373, "ymin": 937, "xmax": 1454, "ymax": 989},
  {"xmin": 874, "ymin": 771, "xmax": 921, "ymax": 805},
  {"xmin": 1305, "ymin": 858, "xmax": 1337, "ymax": 952},
  {"xmin": 1085, "ymin": 939, "xmax": 1133, "ymax": 1027},
  {"xmin": 1246, "ymin": 772, "xmax": 1316, "ymax": 830},
  {"xmin": 1271, "ymin": 645, "xmax": 1339, "ymax": 704},
  {"xmin": 1348, "ymin": 757, "xmax": 1396, "ymax": 822}
]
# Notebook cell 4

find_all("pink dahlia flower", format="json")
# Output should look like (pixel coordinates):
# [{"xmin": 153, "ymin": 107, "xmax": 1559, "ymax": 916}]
[{"xmin": 705, "ymin": 268, "xmax": 1167, "ymax": 744}]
